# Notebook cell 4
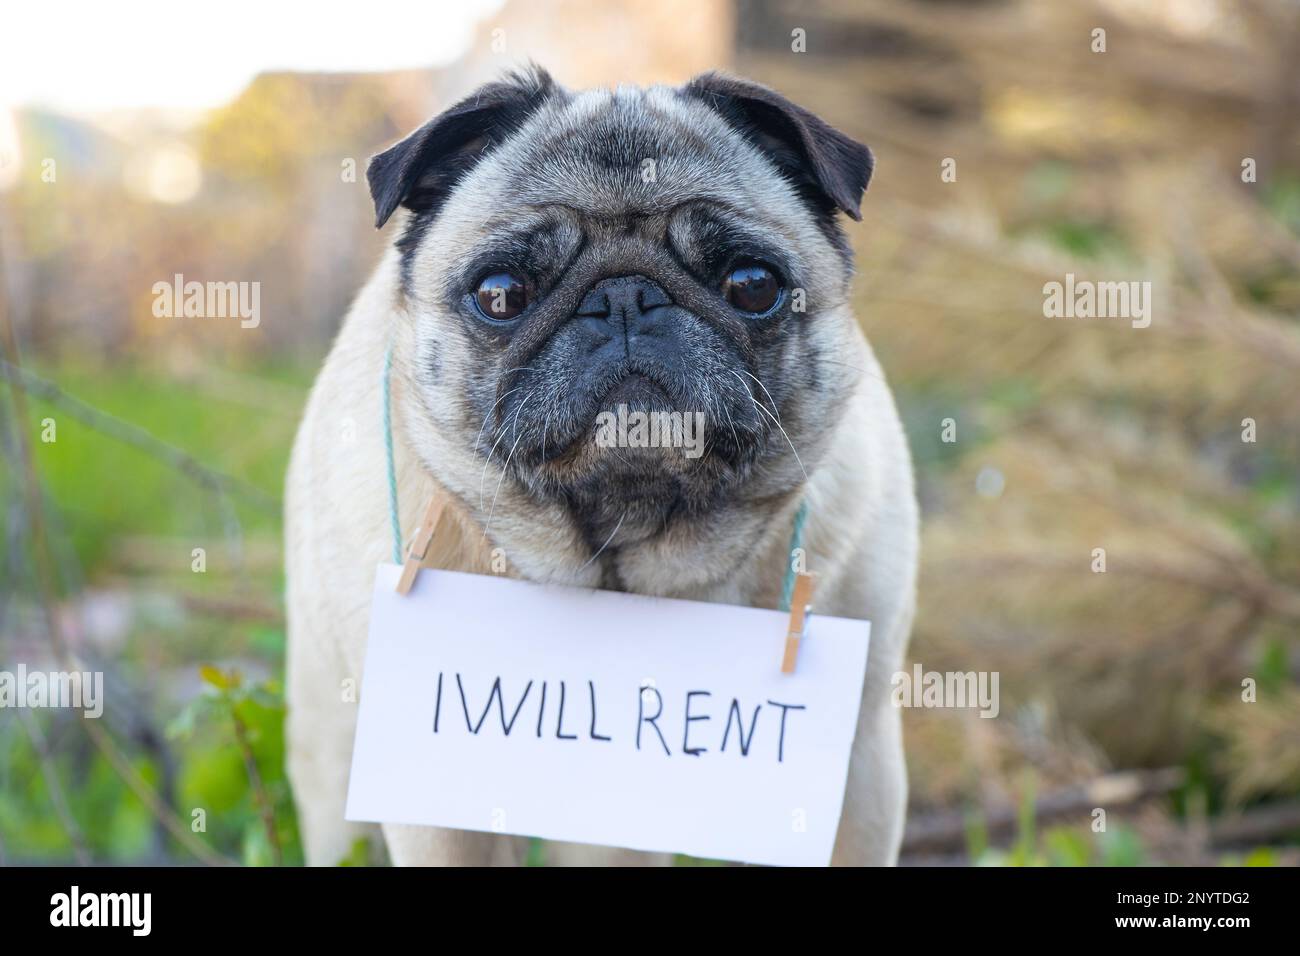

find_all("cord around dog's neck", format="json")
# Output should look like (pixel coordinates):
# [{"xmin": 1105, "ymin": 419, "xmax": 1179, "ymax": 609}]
[
  {"xmin": 381, "ymin": 343, "xmax": 808, "ymax": 604},
  {"xmin": 382, "ymin": 343, "xmax": 403, "ymax": 563}
]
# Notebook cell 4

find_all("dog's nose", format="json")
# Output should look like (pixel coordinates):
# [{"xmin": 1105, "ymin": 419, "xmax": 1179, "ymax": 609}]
[{"xmin": 576, "ymin": 275, "xmax": 673, "ymax": 327}]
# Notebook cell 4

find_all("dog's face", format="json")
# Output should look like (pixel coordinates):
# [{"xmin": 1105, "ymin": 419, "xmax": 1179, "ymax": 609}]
[{"xmin": 369, "ymin": 68, "xmax": 872, "ymax": 557}]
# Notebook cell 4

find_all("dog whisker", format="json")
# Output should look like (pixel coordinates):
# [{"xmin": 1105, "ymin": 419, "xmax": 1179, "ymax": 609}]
[
  {"xmin": 577, "ymin": 509, "xmax": 626, "ymax": 574},
  {"xmin": 717, "ymin": 386, "xmax": 742, "ymax": 451},
  {"xmin": 752, "ymin": 400, "xmax": 810, "ymax": 484},
  {"xmin": 731, "ymin": 370, "xmax": 809, "ymax": 484},
  {"xmin": 473, "ymin": 386, "xmax": 524, "ymax": 457},
  {"xmin": 478, "ymin": 390, "xmax": 533, "ymax": 510},
  {"xmin": 808, "ymin": 354, "xmax": 889, "ymax": 387},
  {"xmin": 478, "ymin": 418, "xmax": 515, "ymax": 511},
  {"xmin": 739, "ymin": 369, "xmax": 782, "ymax": 420},
  {"xmin": 482, "ymin": 391, "xmax": 536, "ymax": 543}
]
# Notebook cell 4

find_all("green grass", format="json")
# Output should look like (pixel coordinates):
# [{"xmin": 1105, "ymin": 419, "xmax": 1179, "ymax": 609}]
[
  {"xmin": 2, "ymin": 357, "xmax": 310, "ymax": 864},
  {"xmin": 4, "ymin": 358, "xmax": 1285, "ymax": 867},
  {"xmin": 23, "ymin": 357, "xmax": 310, "ymax": 579}
]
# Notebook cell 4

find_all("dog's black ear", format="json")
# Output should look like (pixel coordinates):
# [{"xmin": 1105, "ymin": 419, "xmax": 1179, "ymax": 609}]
[
  {"xmin": 368, "ymin": 65, "xmax": 562, "ymax": 228},
  {"xmin": 682, "ymin": 72, "xmax": 873, "ymax": 221}
]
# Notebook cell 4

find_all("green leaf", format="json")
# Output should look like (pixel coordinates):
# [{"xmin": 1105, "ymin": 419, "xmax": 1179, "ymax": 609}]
[
  {"xmin": 336, "ymin": 836, "xmax": 373, "ymax": 867},
  {"xmin": 199, "ymin": 665, "xmax": 234, "ymax": 690},
  {"xmin": 241, "ymin": 820, "xmax": 274, "ymax": 867},
  {"xmin": 164, "ymin": 701, "xmax": 200, "ymax": 741}
]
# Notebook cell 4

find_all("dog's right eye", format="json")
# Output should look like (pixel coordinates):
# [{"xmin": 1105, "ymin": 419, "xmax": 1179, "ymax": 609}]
[
  {"xmin": 474, "ymin": 273, "xmax": 529, "ymax": 321},
  {"xmin": 723, "ymin": 262, "xmax": 781, "ymax": 314}
]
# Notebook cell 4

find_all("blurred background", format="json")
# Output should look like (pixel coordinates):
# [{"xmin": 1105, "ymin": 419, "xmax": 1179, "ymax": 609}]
[{"xmin": 1, "ymin": 0, "xmax": 1298, "ymax": 866}]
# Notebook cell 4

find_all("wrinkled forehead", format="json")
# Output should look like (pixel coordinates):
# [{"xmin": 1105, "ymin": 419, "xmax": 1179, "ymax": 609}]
[{"xmin": 481, "ymin": 85, "xmax": 757, "ymax": 217}]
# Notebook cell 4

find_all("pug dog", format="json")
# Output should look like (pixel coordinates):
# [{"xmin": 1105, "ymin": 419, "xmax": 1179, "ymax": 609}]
[{"xmin": 285, "ymin": 66, "xmax": 919, "ymax": 866}]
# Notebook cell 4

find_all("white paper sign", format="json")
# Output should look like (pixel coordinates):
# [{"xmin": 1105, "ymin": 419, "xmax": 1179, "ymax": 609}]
[{"xmin": 345, "ymin": 564, "xmax": 871, "ymax": 866}]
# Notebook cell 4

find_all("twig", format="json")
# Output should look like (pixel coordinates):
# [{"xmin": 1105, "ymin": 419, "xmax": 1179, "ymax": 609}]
[
  {"xmin": 903, "ymin": 768, "xmax": 1186, "ymax": 854},
  {"xmin": 0, "ymin": 357, "xmax": 279, "ymax": 513},
  {"xmin": 0, "ymin": 243, "xmax": 236, "ymax": 867},
  {"xmin": 180, "ymin": 593, "xmax": 283, "ymax": 624},
  {"xmin": 933, "ymin": 549, "xmax": 1300, "ymax": 622},
  {"xmin": 1210, "ymin": 800, "xmax": 1300, "ymax": 848},
  {"xmin": 229, "ymin": 705, "xmax": 284, "ymax": 866},
  {"xmin": 18, "ymin": 709, "xmax": 92, "ymax": 865}
]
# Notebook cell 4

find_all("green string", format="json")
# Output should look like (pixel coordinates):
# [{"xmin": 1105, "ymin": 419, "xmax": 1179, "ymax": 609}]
[
  {"xmin": 382, "ymin": 343, "xmax": 402, "ymax": 564},
  {"xmin": 382, "ymin": 345, "xmax": 810, "ymax": 586},
  {"xmin": 779, "ymin": 498, "xmax": 810, "ymax": 612}
]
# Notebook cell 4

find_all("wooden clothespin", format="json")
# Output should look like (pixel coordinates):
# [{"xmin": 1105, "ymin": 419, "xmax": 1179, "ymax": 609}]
[
  {"xmin": 781, "ymin": 572, "xmax": 816, "ymax": 674},
  {"xmin": 396, "ymin": 493, "xmax": 447, "ymax": 594}
]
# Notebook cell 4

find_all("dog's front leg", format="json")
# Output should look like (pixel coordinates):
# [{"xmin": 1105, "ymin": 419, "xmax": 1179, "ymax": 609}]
[
  {"xmin": 831, "ymin": 559, "xmax": 916, "ymax": 866},
  {"xmin": 832, "ymin": 682, "xmax": 908, "ymax": 866}
]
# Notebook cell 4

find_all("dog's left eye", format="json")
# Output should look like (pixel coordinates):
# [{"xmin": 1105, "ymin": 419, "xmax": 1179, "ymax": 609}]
[
  {"xmin": 475, "ymin": 272, "xmax": 529, "ymax": 321},
  {"xmin": 723, "ymin": 263, "xmax": 781, "ymax": 314}
]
